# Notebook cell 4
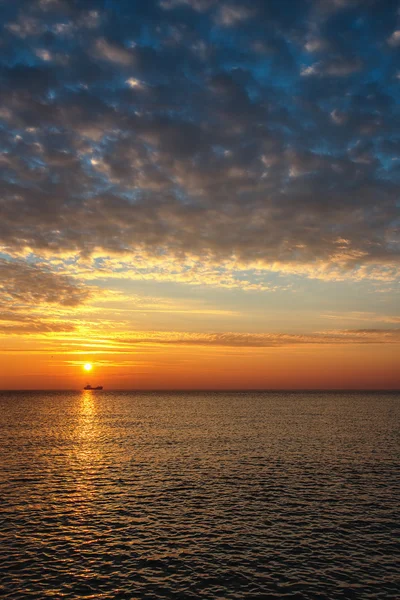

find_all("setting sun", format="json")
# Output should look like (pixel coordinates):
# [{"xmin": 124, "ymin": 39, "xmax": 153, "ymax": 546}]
[{"xmin": 83, "ymin": 363, "xmax": 93, "ymax": 372}]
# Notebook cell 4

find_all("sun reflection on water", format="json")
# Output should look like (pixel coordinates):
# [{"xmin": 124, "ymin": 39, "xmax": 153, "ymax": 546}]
[
  {"xmin": 70, "ymin": 391, "xmax": 103, "ymax": 507},
  {"xmin": 75, "ymin": 390, "xmax": 101, "ymax": 456},
  {"xmin": 80, "ymin": 390, "xmax": 96, "ymax": 422}
]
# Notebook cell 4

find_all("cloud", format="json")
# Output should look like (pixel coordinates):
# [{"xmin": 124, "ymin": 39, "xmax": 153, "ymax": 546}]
[
  {"xmin": 5, "ymin": 15, "xmax": 45, "ymax": 38},
  {"xmin": 93, "ymin": 38, "xmax": 133, "ymax": 65},
  {"xmin": 321, "ymin": 312, "xmax": 400, "ymax": 324},
  {"xmin": 0, "ymin": 259, "xmax": 91, "ymax": 307},
  {"xmin": 0, "ymin": 0, "xmax": 398, "ymax": 289},
  {"xmin": 0, "ymin": 318, "xmax": 75, "ymax": 335},
  {"xmin": 301, "ymin": 57, "xmax": 363, "ymax": 77},
  {"xmin": 387, "ymin": 30, "xmax": 400, "ymax": 47},
  {"xmin": 9, "ymin": 324, "xmax": 397, "ymax": 345},
  {"xmin": 215, "ymin": 4, "xmax": 255, "ymax": 27},
  {"xmin": 116, "ymin": 328, "xmax": 400, "ymax": 348},
  {"xmin": 159, "ymin": 0, "xmax": 216, "ymax": 11},
  {"xmin": 304, "ymin": 37, "xmax": 329, "ymax": 53},
  {"xmin": 0, "ymin": 257, "xmax": 94, "ymax": 335},
  {"xmin": 314, "ymin": 0, "xmax": 363, "ymax": 14}
]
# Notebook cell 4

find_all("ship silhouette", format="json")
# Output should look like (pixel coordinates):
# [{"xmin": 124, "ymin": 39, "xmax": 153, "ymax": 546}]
[{"xmin": 84, "ymin": 384, "xmax": 103, "ymax": 390}]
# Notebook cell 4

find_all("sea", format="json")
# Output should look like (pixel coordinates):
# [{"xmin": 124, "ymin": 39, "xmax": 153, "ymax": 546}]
[{"xmin": 0, "ymin": 391, "xmax": 399, "ymax": 599}]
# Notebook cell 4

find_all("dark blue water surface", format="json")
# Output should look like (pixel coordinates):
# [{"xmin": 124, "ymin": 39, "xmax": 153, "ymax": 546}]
[{"xmin": 0, "ymin": 391, "xmax": 399, "ymax": 599}]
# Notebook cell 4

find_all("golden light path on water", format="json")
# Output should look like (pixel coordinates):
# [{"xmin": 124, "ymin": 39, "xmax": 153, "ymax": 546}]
[{"xmin": 71, "ymin": 391, "xmax": 101, "ymax": 511}]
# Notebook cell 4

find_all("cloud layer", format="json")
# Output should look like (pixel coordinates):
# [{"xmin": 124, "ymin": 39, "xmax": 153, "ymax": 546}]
[
  {"xmin": 117, "ymin": 329, "xmax": 400, "ymax": 348},
  {"xmin": 0, "ymin": 0, "xmax": 399, "ymax": 283},
  {"xmin": 0, "ymin": 258, "xmax": 90, "ymax": 333},
  {"xmin": 0, "ymin": 259, "xmax": 90, "ymax": 307}
]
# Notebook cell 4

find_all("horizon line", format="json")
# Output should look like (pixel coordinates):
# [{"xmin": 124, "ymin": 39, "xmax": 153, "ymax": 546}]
[{"xmin": 0, "ymin": 388, "xmax": 399, "ymax": 393}]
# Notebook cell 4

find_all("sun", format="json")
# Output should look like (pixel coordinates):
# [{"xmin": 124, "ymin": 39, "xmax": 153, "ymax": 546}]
[{"xmin": 83, "ymin": 363, "xmax": 93, "ymax": 372}]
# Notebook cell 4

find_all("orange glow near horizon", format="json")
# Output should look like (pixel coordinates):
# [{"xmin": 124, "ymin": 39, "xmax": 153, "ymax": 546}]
[
  {"xmin": 0, "ymin": 336, "xmax": 399, "ymax": 390},
  {"xmin": 0, "ymin": 294, "xmax": 399, "ymax": 390}
]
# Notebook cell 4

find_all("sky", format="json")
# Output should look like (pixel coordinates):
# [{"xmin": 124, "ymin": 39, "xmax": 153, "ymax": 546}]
[{"xmin": 0, "ymin": 0, "xmax": 399, "ymax": 389}]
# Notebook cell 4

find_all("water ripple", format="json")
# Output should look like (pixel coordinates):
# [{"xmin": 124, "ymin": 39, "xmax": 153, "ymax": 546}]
[{"xmin": 0, "ymin": 391, "xmax": 399, "ymax": 599}]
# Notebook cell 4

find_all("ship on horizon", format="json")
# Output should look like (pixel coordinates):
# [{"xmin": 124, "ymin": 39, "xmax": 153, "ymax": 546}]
[{"xmin": 83, "ymin": 384, "xmax": 103, "ymax": 390}]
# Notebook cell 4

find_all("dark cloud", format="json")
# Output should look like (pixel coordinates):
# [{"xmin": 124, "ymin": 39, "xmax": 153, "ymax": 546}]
[
  {"xmin": 0, "ymin": 259, "xmax": 91, "ymax": 306},
  {"xmin": 0, "ymin": 257, "xmax": 89, "ymax": 334},
  {"xmin": 0, "ymin": 0, "xmax": 399, "ymax": 275}
]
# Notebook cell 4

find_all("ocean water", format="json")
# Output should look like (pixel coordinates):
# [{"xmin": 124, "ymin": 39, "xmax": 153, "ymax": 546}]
[{"xmin": 0, "ymin": 391, "xmax": 399, "ymax": 600}]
